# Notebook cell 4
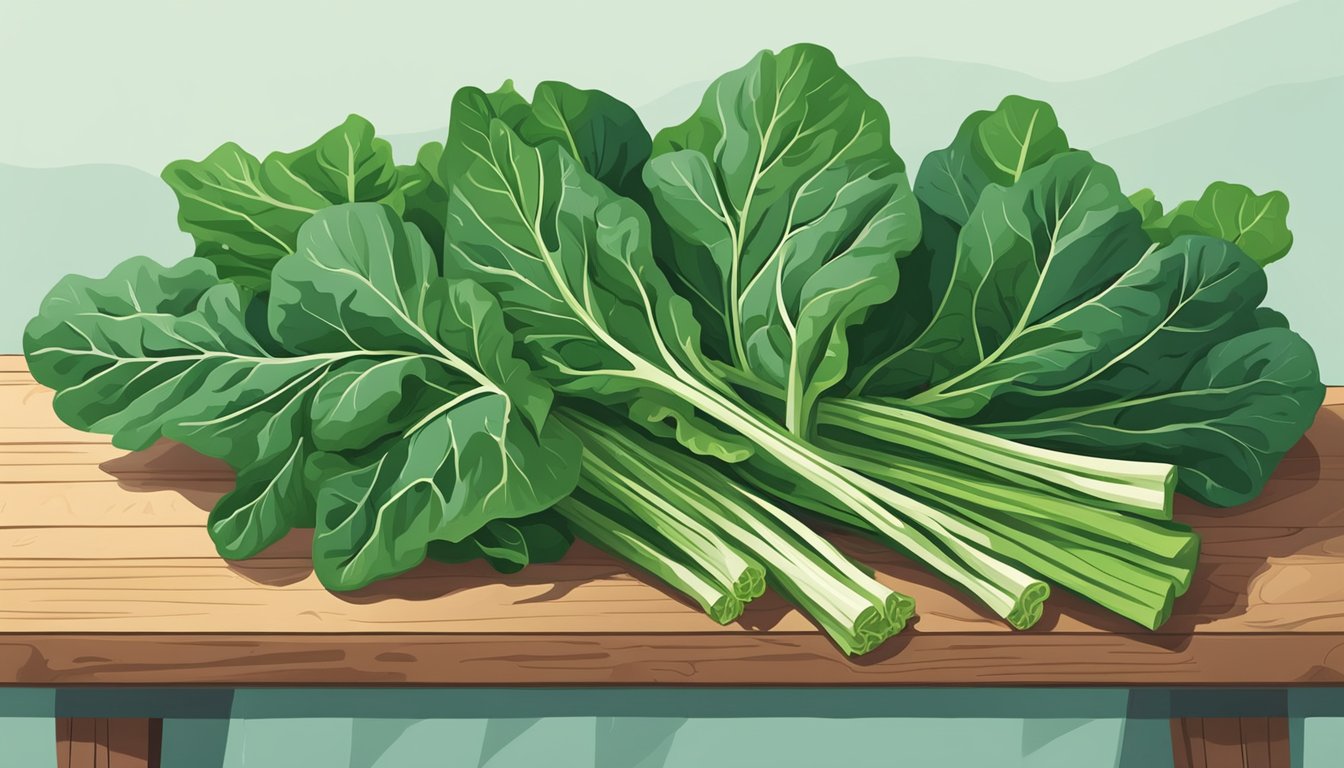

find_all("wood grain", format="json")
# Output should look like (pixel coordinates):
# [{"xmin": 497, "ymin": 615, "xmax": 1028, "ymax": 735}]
[{"xmin": 1, "ymin": 355, "xmax": 1342, "ymax": 685}]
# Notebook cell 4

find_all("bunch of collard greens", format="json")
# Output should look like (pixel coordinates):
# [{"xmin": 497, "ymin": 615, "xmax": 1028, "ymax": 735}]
[{"xmin": 24, "ymin": 44, "xmax": 1323, "ymax": 654}]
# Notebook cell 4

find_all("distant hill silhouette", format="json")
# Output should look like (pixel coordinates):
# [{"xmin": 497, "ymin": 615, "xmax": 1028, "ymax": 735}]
[
  {"xmin": 3, "ymin": 0, "xmax": 1338, "ymax": 379},
  {"xmin": 637, "ymin": 0, "xmax": 1341, "ymax": 165}
]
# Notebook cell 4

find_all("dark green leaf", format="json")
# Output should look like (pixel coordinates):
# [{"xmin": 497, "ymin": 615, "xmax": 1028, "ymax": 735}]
[
  {"xmin": 982, "ymin": 327, "xmax": 1323, "ymax": 506},
  {"xmin": 861, "ymin": 152, "xmax": 1324, "ymax": 505},
  {"xmin": 915, "ymin": 96, "xmax": 1070, "ymax": 228},
  {"xmin": 398, "ymin": 141, "xmax": 452, "ymax": 263},
  {"xmin": 428, "ymin": 513, "xmax": 574, "ymax": 573}
]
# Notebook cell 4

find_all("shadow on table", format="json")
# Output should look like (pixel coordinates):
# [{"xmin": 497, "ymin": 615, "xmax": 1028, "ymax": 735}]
[
  {"xmin": 94, "ymin": 409, "xmax": 1343, "ymax": 644},
  {"xmin": 94, "ymin": 439, "xmax": 804, "ymax": 625},
  {"xmin": 98, "ymin": 438, "xmax": 232, "ymax": 511},
  {"xmin": 1150, "ymin": 408, "xmax": 1338, "ymax": 645},
  {"xmin": 996, "ymin": 409, "xmax": 1341, "ymax": 648}
]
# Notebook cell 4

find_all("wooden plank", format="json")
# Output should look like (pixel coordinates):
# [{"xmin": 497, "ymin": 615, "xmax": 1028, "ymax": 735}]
[
  {"xmin": 1, "ymin": 352, "xmax": 1342, "ymax": 685},
  {"xmin": 55, "ymin": 717, "xmax": 160, "ymax": 768},
  {"xmin": 5, "ymin": 632, "xmax": 1344, "ymax": 686},
  {"xmin": 0, "ymin": 482, "xmax": 222, "ymax": 528},
  {"xmin": 1170, "ymin": 716, "xmax": 1290, "ymax": 768},
  {"xmin": 0, "ymin": 439, "xmax": 234, "ymax": 484},
  {"xmin": 4, "ymin": 528, "xmax": 1344, "ymax": 634}
]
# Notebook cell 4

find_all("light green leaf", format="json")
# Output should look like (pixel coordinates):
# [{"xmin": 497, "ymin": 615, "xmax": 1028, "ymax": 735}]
[
  {"xmin": 627, "ymin": 395, "xmax": 755, "ymax": 463},
  {"xmin": 1147, "ymin": 182, "xmax": 1293, "ymax": 266},
  {"xmin": 645, "ymin": 43, "xmax": 920, "ymax": 435},
  {"xmin": 1128, "ymin": 188, "xmax": 1164, "ymax": 227},
  {"xmin": 162, "ymin": 115, "xmax": 402, "ymax": 288},
  {"xmin": 974, "ymin": 95, "xmax": 1069, "ymax": 187}
]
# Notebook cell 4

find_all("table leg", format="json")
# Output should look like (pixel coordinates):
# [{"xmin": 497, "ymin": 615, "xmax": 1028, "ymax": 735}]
[
  {"xmin": 56, "ymin": 717, "xmax": 162, "ymax": 768},
  {"xmin": 1171, "ymin": 716, "xmax": 1289, "ymax": 768}
]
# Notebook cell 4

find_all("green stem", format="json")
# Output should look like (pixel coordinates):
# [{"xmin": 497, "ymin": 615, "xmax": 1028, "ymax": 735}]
[
  {"xmin": 557, "ymin": 494, "xmax": 743, "ymax": 625},
  {"xmin": 818, "ymin": 397, "xmax": 1176, "ymax": 519},
  {"xmin": 578, "ymin": 457, "xmax": 765, "ymax": 604},
  {"xmin": 564, "ymin": 411, "xmax": 914, "ymax": 652},
  {"xmin": 824, "ymin": 445, "xmax": 1200, "ymax": 628},
  {"xmin": 653, "ymin": 369, "xmax": 1050, "ymax": 628}
]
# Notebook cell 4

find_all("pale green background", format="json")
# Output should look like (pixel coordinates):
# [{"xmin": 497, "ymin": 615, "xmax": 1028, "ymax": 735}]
[{"xmin": 2, "ymin": 1, "xmax": 1342, "ymax": 766}]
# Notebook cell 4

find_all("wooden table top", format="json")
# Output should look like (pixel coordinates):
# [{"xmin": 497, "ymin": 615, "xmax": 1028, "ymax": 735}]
[{"xmin": 1, "ymin": 354, "xmax": 1341, "ymax": 686}]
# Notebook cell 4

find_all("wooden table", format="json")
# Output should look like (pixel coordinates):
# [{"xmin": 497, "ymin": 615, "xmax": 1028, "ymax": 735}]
[{"xmin": 2, "ymin": 355, "xmax": 1339, "ymax": 767}]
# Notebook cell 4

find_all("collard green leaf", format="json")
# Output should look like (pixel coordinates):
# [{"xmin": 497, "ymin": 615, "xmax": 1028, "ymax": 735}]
[
  {"xmin": 916, "ymin": 95, "xmax": 1070, "ymax": 228},
  {"xmin": 974, "ymin": 95, "xmax": 1069, "ymax": 189},
  {"xmin": 423, "ymin": 79, "xmax": 652, "ymax": 268},
  {"xmin": 908, "ymin": 236, "xmax": 1267, "ymax": 419},
  {"xmin": 644, "ymin": 43, "xmax": 920, "ymax": 435},
  {"xmin": 519, "ymin": 82, "xmax": 652, "ymax": 201},
  {"xmin": 1128, "ymin": 188, "xmax": 1164, "ymax": 228},
  {"xmin": 857, "ymin": 151, "xmax": 1324, "ymax": 505},
  {"xmin": 23, "ymin": 257, "xmax": 341, "ymax": 555},
  {"xmin": 444, "ymin": 120, "xmax": 725, "ymax": 453},
  {"xmin": 438, "ymin": 81, "xmax": 534, "ymax": 194},
  {"xmin": 1147, "ymin": 182, "xmax": 1293, "ymax": 267},
  {"xmin": 266, "ymin": 116, "xmax": 401, "ymax": 206},
  {"xmin": 269, "ymin": 204, "xmax": 579, "ymax": 587},
  {"xmin": 980, "ymin": 326, "xmax": 1323, "ymax": 506},
  {"xmin": 443, "ymin": 80, "xmax": 652, "ymax": 202},
  {"xmin": 310, "ymin": 387, "xmax": 578, "ymax": 590},
  {"xmin": 855, "ymin": 152, "xmax": 1145, "ymax": 400},
  {"xmin": 24, "ymin": 204, "xmax": 579, "ymax": 572},
  {"xmin": 845, "ymin": 97, "xmax": 1072, "ymax": 397},
  {"xmin": 162, "ymin": 115, "xmax": 403, "ymax": 288}
]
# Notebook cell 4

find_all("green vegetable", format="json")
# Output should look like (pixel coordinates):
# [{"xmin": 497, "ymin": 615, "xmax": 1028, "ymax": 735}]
[
  {"xmin": 162, "ymin": 116, "xmax": 406, "ymax": 289},
  {"xmin": 834, "ymin": 151, "xmax": 1322, "ymax": 506},
  {"xmin": 644, "ymin": 43, "xmax": 921, "ymax": 437},
  {"xmin": 23, "ymin": 43, "xmax": 1324, "ymax": 655},
  {"xmin": 1144, "ymin": 182, "xmax": 1293, "ymax": 267},
  {"xmin": 558, "ymin": 494, "xmax": 747, "ymax": 625},
  {"xmin": 24, "ymin": 205, "xmax": 580, "ymax": 589},
  {"xmin": 445, "ymin": 110, "xmax": 1049, "ymax": 630},
  {"xmin": 560, "ymin": 410, "xmax": 912, "ymax": 653}
]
